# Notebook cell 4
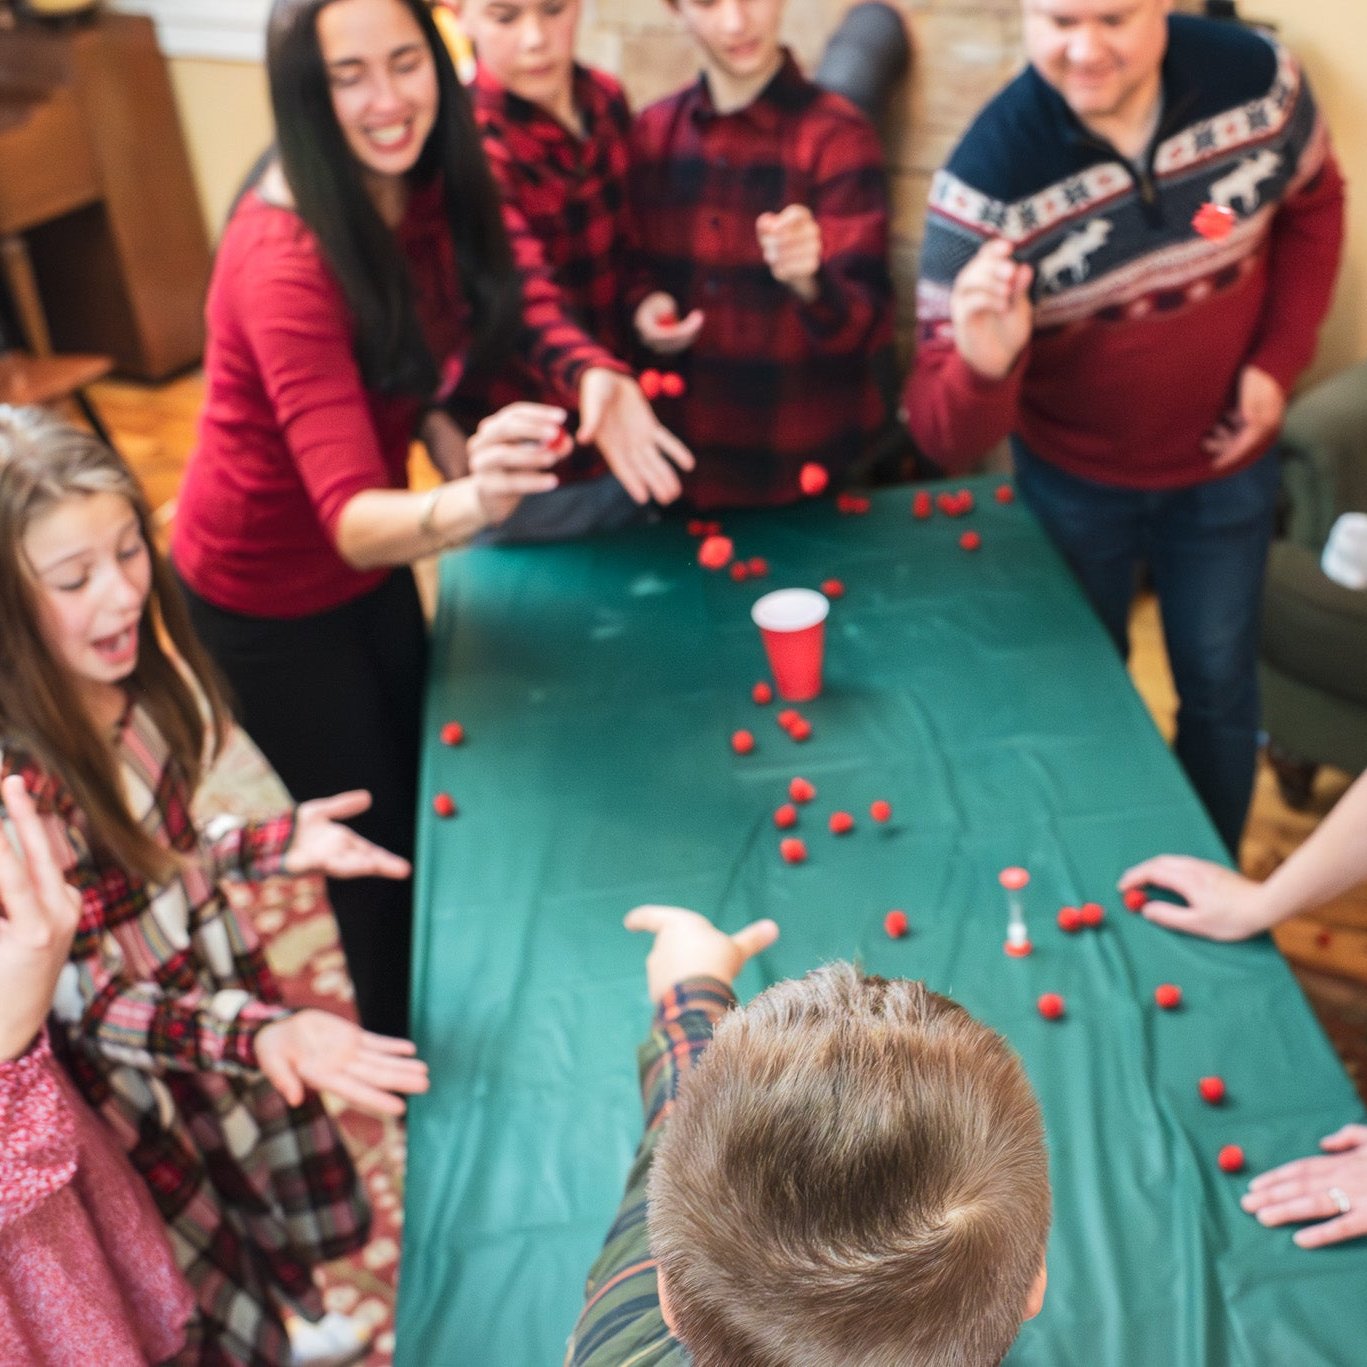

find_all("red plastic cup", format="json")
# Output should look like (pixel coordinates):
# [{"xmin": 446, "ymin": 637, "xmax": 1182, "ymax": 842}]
[{"xmin": 751, "ymin": 588, "xmax": 830, "ymax": 702}]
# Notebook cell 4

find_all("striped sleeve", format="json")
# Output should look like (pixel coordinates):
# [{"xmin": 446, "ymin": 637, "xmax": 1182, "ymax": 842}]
[{"xmin": 566, "ymin": 977, "xmax": 736, "ymax": 1367}]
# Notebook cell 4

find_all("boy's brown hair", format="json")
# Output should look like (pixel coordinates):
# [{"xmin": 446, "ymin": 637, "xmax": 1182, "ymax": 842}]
[{"xmin": 648, "ymin": 965, "xmax": 1051, "ymax": 1366}]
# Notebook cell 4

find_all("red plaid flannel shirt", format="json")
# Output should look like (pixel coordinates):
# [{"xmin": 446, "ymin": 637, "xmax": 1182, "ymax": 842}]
[
  {"xmin": 458, "ymin": 62, "xmax": 634, "ymax": 482},
  {"xmin": 629, "ymin": 53, "xmax": 894, "ymax": 509}
]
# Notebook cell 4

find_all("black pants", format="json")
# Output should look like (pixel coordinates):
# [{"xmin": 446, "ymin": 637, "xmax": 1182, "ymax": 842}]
[{"xmin": 177, "ymin": 568, "xmax": 426, "ymax": 1038}]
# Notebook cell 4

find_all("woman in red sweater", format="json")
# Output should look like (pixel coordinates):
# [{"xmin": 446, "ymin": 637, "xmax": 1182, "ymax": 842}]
[{"xmin": 173, "ymin": 0, "xmax": 566, "ymax": 1038}]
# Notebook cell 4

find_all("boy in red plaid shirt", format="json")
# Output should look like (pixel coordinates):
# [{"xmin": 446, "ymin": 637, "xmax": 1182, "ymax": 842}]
[
  {"xmin": 448, "ymin": 0, "xmax": 694, "ymax": 538},
  {"xmin": 630, "ymin": 0, "xmax": 895, "ymax": 509}
]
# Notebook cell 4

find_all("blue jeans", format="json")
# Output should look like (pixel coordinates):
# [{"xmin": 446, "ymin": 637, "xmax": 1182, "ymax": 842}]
[{"xmin": 1014, "ymin": 441, "xmax": 1281, "ymax": 854}]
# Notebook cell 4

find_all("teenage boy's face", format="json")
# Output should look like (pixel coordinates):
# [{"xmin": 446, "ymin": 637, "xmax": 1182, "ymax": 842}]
[
  {"xmin": 461, "ymin": 0, "xmax": 581, "ymax": 110},
  {"xmin": 673, "ymin": 0, "xmax": 784, "ymax": 89}
]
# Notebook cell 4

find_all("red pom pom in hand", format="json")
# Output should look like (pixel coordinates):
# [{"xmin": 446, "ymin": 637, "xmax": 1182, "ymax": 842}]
[
  {"xmin": 1218, "ymin": 1144, "xmax": 1245, "ymax": 1174},
  {"xmin": 780, "ymin": 837, "xmax": 808, "ymax": 864},
  {"xmin": 657, "ymin": 307, "xmax": 678, "ymax": 327},
  {"xmin": 884, "ymin": 909, "xmax": 909, "ymax": 939},
  {"xmin": 869, "ymin": 799, "xmax": 892, "ymax": 823},
  {"xmin": 731, "ymin": 729, "xmax": 756, "ymax": 755},
  {"xmin": 660, "ymin": 371, "xmax": 686, "ymax": 398},
  {"xmin": 1123, "ymin": 886, "xmax": 1147, "ymax": 912},
  {"xmin": 960, "ymin": 530, "xmax": 982, "ymax": 552},
  {"xmin": 698, "ymin": 535, "xmax": 733, "ymax": 569},
  {"xmin": 752, "ymin": 681, "xmax": 773, "ymax": 705},
  {"xmin": 1198, "ymin": 1076, "xmax": 1226, "ymax": 1105},
  {"xmin": 799, "ymin": 463, "xmax": 829, "ymax": 496},
  {"xmin": 1154, "ymin": 983, "xmax": 1182, "ymax": 1010},
  {"xmin": 913, "ymin": 490, "xmax": 933, "ymax": 519},
  {"xmin": 774, "ymin": 803, "xmax": 798, "ymax": 829},
  {"xmin": 821, "ymin": 578, "xmax": 845, "ymax": 598},
  {"xmin": 789, "ymin": 777, "xmax": 816, "ymax": 803},
  {"xmin": 1037, "ymin": 993, "xmax": 1066, "ymax": 1021},
  {"xmin": 1058, "ymin": 906, "xmax": 1083, "ymax": 933},
  {"xmin": 639, "ymin": 369, "xmax": 663, "ymax": 400},
  {"xmin": 1079, "ymin": 901, "xmax": 1105, "ymax": 927},
  {"xmin": 829, "ymin": 811, "xmax": 854, "ymax": 835},
  {"xmin": 440, "ymin": 721, "xmax": 465, "ymax": 746},
  {"xmin": 432, "ymin": 792, "xmax": 457, "ymax": 818}
]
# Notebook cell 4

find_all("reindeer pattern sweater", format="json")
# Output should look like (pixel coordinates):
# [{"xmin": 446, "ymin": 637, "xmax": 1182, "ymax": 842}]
[{"xmin": 904, "ymin": 14, "xmax": 1344, "ymax": 489}]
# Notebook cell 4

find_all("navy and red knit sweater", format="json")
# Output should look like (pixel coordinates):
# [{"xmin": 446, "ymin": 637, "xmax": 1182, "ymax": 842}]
[{"xmin": 904, "ymin": 15, "xmax": 1344, "ymax": 489}]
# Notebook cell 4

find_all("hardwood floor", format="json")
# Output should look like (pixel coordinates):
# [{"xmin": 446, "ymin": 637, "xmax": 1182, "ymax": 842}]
[{"xmin": 87, "ymin": 374, "xmax": 1367, "ymax": 995}]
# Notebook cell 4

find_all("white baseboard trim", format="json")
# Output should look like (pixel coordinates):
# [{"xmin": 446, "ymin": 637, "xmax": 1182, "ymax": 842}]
[{"xmin": 111, "ymin": 1, "xmax": 269, "ymax": 63}]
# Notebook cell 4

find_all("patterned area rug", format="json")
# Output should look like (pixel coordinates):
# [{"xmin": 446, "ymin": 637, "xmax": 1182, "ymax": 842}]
[{"xmin": 204, "ymin": 739, "xmax": 403, "ymax": 1366}]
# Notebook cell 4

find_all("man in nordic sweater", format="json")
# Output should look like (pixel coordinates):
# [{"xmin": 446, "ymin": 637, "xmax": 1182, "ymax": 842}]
[{"xmin": 904, "ymin": 0, "xmax": 1344, "ymax": 855}]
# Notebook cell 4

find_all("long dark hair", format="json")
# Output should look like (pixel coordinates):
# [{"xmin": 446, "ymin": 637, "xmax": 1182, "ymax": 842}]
[
  {"xmin": 266, "ymin": 0, "xmax": 519, "ymax": 394},
  {"xmin": 0, "ymin": 408, "xmax": 232, "ymax": 884}
]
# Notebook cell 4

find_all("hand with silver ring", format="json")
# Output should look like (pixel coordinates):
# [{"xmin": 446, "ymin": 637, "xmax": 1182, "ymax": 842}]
[{"xmin": 1241, "ymin": 1123, "xmax": 1367, "ymax": 1248}]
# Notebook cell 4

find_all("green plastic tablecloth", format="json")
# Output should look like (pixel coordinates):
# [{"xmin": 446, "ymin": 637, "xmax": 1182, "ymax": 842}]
[{"xmin": 398, "ymin": 479, "xmax": 1367, "ymax": 1366}]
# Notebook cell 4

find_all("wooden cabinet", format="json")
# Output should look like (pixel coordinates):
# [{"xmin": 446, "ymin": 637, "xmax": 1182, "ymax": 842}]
[{"xmin": 0, "ymin": 13, "xmax": 212, "ymax": 379}]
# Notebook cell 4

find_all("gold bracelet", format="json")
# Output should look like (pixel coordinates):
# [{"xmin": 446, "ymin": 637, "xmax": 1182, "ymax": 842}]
[{"xmin": 419, "ymin": 485, "xmax": 444, "ymax": 539}]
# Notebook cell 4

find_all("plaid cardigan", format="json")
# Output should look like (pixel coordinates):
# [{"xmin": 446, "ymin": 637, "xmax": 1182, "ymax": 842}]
[{"xmin": 1, "ymin": 703, "xmax": 369, "ymax": 1366}]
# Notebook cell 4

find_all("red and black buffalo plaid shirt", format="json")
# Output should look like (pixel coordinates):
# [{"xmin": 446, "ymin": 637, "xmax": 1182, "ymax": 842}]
[
  {"xmin": 457, "ymin": 62, "xmax": 634, "ymax": 481},
  {"xmin": 629, "ymin": 52, "xmax": 894, "ymax": 509}
]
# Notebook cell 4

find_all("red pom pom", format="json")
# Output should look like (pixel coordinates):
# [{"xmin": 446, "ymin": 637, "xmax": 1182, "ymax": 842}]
[
  {"xmin": 440, "ymin": 721, "xmax": 465, "ymax": 747},
  {"xmin": 729, "ymin": 561, "xmax": 749, "ymax": 581},
  {"xmin": 836, "ymin": 492, "xmax": 871, "ymax": 514},
  {"xmin": 432, "ymin": 792, "xmax": 457, "ymax": 819},
  {"xmin": 956, "ymin": 489, "xmax": 975, "ymax": 513},
  {"xmin": 780, "ymin": 836, "xmax": 808, "ymax": 864},
  {"xmin": 959, "ymin": 530, "xmax": 982, "ymax": 552},
  {"xmin": 1192, "ymin": 201, "xmax": 1236, "ymax": 241},
  {"xmin": 798, "ymin": 463, "xmax": 829, "ymax": 496},
  {"xmin": 746, "ymin": 556, "xmax": 769, "ymax": 577},
  {"xmin": 1037, "ymin": 993, "xmax": 1065, "ymax": 1020},
  {"xmin": 686, "ymin": 518, "xmax": 706, "ymax": 536},
  {"xmin": 829, "ymin": 811, "xmax": 854, "ymax": 835},
  {"xmin": 773, "ymin": 803, "xmax": 798, "ymax": 829},
  {"xmin": 787, "ymin": 718, "xmax": 813, "ymax": 742},
  {"xmin": 1154, "ymin": 983, "xmax": 1182, "ymax": 1010},
  {"xmin": 821, "ymin": 578, "xmax": 845, "ymax": 598},
  {"xmin": 1198, "ymin": 1076, "xmax": 1226, "ymax": 1105},
  {"xmin": 1217, "ymin": 1144, "xmax": 1245, "ymax": 1174},
  {"xmin": 912, "ymin": 490, "xmax": 933, "ymax": 519},
  {"xmin": 752, "ymin": 681, "xmax": 773, "ymax": 705},
  {"xmin": 1079, "ymin": 901, "xmax": 1105, "ymax": 928},
  {"xmin": 731, "ymin": 729, "xmax": 755, "ymax": 755},
  {"xmin": 884, "ymin": 909, "xmax": 910, "ymax": 939},
  {"xmin": 789, "ymin": 777, "xmax": 816, "ymax": 803},
  {"xmin": 936, "ymin": 491, "xmax": 957, "ymax": 516},
  {"xmin": 639, "ymin": 368, "xmax": 663, "ymax": 400},
  {"xmin": 698, "ymin": 534, "xmax": 733, "ymax": 569},
  {"xmin": 869, "ymin": 799, "xmax": 892, "ymax": 823},
  {"xmin": 660, "ymin": 371, "xmax": 686, "ymax": 398},
  {"xmin": 999, "ymin": 866, "xmax": 1030, "ymax": 891},
  {"xmin": 657, "ymin": 307, "xmax": 678, "ymax": 327},
  {"xmin": 995, "ymin": 483, "xmax": 1015, "ymax": 504},
  {"xmin": 1123, "ymin": 886, "xmax": 1147, "ymax": 911},
  {"xmin": 702, "ymin": 521, "xmax": 722, "ymax": 536},
  {"xmin": 776, "ymin": 708, "xmax": 800, "ymax": 729},
  {"xmin": 1057, "ymin": 906, "xmax": 1083, "ymax": 933}
]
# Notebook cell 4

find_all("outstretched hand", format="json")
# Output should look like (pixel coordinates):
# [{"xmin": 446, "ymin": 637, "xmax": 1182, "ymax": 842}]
[
  {"xmin": 0, "ymin": 774, "xmax": 82, "ymax": 1060},
  {"xmin": 624, "ymin": 904, "xmax": 779, "ymax": 1004},
  {"xmin": 255, "ymin": 1008, "xmax": 429, "ymax": 1117},
  {"xmin": 1243, "ymin": 1123, "xmax": 1367, "ymax": 1248},
  {"xmin": 1117, "ymin": 855, "xmax": 1275, "ymax": 941},
  {"xmin": 283, "ymin": 790, "xmax": 411, "ymax": 881},
  {"xmin": 576, "ymin": 367, "xmax": 695, "ymax": 506}
]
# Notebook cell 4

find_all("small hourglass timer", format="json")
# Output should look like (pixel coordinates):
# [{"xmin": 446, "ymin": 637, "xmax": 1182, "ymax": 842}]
[{"xmin": 999, "ymin": 866, "xmax": 1032, "ymax": 957}]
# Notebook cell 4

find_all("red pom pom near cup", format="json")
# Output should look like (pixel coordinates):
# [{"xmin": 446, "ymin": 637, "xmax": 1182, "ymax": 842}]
[
  {"xmin": 699, "ymin": 534, "xmax": 734, "ymax": 570},
  {"xmin": 884, "ymin": 909, "xmax": 909, "ymax": 939},
  {"xmin": 787, "ymin": 718, "xmax": 813, "ymax": 742},
  {"xmin": 747, "ymin": 557, "xmax": 769, "ymax": 577},
  {"xmin": 752, "ymin": 588, "xmax": 830, "ymax": 702},
  {"xmin": 729, "ymin": 561, "xmax": 749, "ymax": 582},
  {"xmin": 798, "ymin": 463, "xmax": 829, "ymax": 496},
  {"xmin": 821, "ymin": 578, "xmax": 845, "ymax": 599},
  {"xmin": 1199, "ymin": 1076, "xmax": 1226, "ymax": 1105},
  {"xmin": 752, "ymin": 681, "xmax": 773, "ymax": 705}
]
